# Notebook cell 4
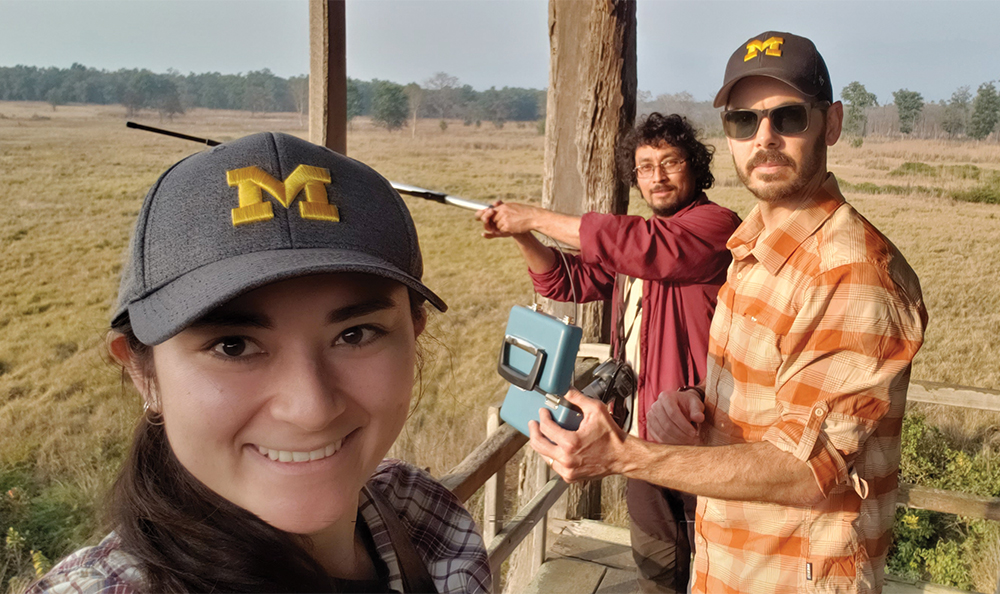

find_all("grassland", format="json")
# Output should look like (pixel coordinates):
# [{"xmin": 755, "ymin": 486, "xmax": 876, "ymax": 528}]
[{"xmin": 1, "ymin": 102, "xmax": 999, "ymax": 592}]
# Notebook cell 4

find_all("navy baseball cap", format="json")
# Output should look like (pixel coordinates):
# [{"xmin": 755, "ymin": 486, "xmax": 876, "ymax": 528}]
[
  {"xmin": 113, "ymin": 132, "xmax": 446, "ymax": 345},
  {"xmin": 714, "ymin": 31, "xmax": 833, "ymax": 108}
]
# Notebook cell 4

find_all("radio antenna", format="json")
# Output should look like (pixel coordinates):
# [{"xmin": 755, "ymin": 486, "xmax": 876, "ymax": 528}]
[{"xmin": 126, "ymin": 121, "xmax": 220, "ymax": 147}]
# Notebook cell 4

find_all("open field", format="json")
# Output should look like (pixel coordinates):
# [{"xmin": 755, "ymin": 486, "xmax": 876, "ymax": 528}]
[{"xmin": 1, "ymin": 102, "xmax": 999, "ymax": 592}]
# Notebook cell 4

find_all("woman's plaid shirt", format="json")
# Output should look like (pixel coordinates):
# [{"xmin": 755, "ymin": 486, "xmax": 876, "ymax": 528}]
[
  {"xmin": 694, "ymin": 175, "xmax": 927, "ymax": 594},
  {"xmin": 29, "ymin": 460, "xmax": 491, "ymax": 594}
]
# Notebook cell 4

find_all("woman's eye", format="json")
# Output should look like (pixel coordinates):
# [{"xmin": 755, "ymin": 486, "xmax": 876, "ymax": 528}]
[
  {"xmin": 335, "ymin": 326, "xmax": 383, "ymax": 347},
  {"xmin": 210, "ymin": 337, "xmax": 261, "ymax": 358}
]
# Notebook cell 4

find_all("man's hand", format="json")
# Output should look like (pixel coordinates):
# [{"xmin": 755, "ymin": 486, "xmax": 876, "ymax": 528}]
[
  {"xmin": 528, "ymin": 389, "xmax": 630, "ymax": 482},
  {"xmin": 475, "ymin": 200, "xmax": 543, "ymax": 238},
  {"xmin": 646, "ymin": 388, "xmax": 705, "ymax": 446}
]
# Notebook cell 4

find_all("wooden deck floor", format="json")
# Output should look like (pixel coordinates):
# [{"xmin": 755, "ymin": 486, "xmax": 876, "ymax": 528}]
[{"xmin": 522, "ymin": 519, "xmax": 976, "ymax": 594}]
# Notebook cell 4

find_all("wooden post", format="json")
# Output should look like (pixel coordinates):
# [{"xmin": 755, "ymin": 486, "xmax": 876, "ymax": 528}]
[
  {"xmin": 531, "ymin": 454, "xmax": 551, "ymax": 573},
  {"xmin": 540, "ymin": 0, "xmax": 636, "ymax": 340},
  {"xmin": 539, "ymin": 0, "xmax": 636, "ymax": 522},
  {"xmin": 308, "ymin": 0, "xmax": 347, "ymax": 154},
  {"xmin": 484, "ymin": 406, "xmax": 504, "ymax": 546}
]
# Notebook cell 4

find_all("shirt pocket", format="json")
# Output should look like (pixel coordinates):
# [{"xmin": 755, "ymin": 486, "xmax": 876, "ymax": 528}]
[
  {"xmin": 805, "ymin": 516, "xmax": 872, "ymax": 593},
  {"xmin": 728, "ymin": 308, "xmax": 784, "ymax": 418}
]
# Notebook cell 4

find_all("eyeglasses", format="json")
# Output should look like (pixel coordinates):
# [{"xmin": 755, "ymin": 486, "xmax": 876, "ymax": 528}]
[
  {"xmin": 634, "ymin": 158, "xmax": 686, "ymax": 179},
  {"xmin": 721, "ymin": 101, "xmax": 830, "ymax": 140}
]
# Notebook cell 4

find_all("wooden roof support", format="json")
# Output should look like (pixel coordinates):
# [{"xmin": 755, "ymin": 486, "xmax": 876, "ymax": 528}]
[
  {"xmin": 309, "ymin": 0, "xmax": 347, "ymax": 154},
  {"xmin": 540, "ymin": 0, "xmax": 636, "ymax": 345}
]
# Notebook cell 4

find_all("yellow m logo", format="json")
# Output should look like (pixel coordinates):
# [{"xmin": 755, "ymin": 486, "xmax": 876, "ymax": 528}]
[
  {"xmin": 227, "ymin": 165, "xmax": 339, "ymax": 227},
  {"xmin": 744, "ymin": 36, "xmax": 784, "ymax": 61}
]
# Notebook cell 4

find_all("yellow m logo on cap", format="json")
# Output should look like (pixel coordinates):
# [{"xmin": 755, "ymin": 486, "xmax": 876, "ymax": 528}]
[
  {"xmin": 227, "ymin": 165, "xmax": 339, "ymax": 227},
  {"xmin": 744, "ymin": 36, "xmax": 784, "ymax": 61}
]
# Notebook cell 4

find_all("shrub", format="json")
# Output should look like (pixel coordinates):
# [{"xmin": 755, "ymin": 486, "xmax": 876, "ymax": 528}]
[
  {"xmin": 888, "ymin": 411, "xmax": 1000, "ymax": 591},
  {"xmin": 952, "ymin": 179, "xmax": 1000, "ymax": 205},
  {"xmin": 889, "ymin": 162, "xmax": 937, "ymax": 177}
]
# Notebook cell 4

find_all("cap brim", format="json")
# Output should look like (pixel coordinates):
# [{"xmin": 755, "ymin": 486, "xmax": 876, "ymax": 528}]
[
  {"xmin": 713, "ymin": 70, "xmax": 822, "ymax": 108},
  {"xmin": 125, "ymin": 248, "xmax": 447, "ymax": 345}
]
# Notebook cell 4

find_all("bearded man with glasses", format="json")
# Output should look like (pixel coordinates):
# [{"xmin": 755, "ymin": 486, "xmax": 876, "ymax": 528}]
[
  {"xmin": 476, "ymin": 113, "xmax": 740, "ymax": 593},
  {"xmin": 526, "ymin": 32, "xmax": 928, "ymax": 594}
]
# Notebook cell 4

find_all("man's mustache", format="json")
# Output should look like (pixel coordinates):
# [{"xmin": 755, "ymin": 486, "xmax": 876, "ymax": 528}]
[
  {"xmin": 649, "ymin": 183, "xmax": 675, "ymax": 193},
  {"xmin": 747, "ymin": 149, "xmax": 795, "ymax": 173}
]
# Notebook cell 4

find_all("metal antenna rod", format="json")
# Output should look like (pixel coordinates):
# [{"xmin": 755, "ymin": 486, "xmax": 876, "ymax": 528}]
[
  {"xmin": 126, "ymin": 121, "xmax": 220, "ymax": 147},
  {"xmin": 125, "ymin": 122, "xmax": 490, "ymax": 210}
]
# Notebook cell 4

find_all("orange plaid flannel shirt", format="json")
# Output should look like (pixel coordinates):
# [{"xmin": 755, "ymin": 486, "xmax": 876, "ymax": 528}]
[{"xmin": 694, "ymin": 175, "xmax": 927, "ymax": 594}]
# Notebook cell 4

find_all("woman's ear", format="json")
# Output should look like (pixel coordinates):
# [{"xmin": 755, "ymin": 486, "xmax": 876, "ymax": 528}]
[
  {"xmin": 413, "ymin": 307, "xmax": 428, "ymax": 339},
  {"xmin": 107, "ymin": 333, "xmax": 154, "ymax": 404}
]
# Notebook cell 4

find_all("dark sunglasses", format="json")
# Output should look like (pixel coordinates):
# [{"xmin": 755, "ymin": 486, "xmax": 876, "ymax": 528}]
[{"xmin": 721, "ymin": 101, "xmax": 830, "ymax": 140}]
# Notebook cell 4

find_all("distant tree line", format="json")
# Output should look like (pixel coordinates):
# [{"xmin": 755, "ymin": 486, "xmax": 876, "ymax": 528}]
[
  {"xmin": 4, "ymin": 63, "xmax": 997, "ymax": 141},
  {"xmin": 0, "ymin": 63, "xmax": 307, "ymax": 119},
  {"xmin": 349, "ymin": 72, "xmax": 545, "ymax": 131},
  {"xmin": 0, "ymin": 64, "xmax": 545, "ymax": 129},
  {"xmin": 639, "ymin": 81, "xmax": 1000, "ymax": 143}
]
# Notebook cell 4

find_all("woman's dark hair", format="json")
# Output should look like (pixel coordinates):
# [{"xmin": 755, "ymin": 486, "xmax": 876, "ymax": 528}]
[
  {"xmin": 110, "ymin": 415, "xmax": 339, "ymax": 593},
  {"xmin": 616, "ymin": 113, "xmax": 715, "ymax": 192},
  {"xmin": 108, "ymin": 286, "xmax": 429, "ymax": 592}
]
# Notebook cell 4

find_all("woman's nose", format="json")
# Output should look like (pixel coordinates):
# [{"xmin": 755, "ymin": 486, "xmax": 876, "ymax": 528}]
[{"xmin": 268, "ymin": 352, "xmax": 346, "ymax": 432}]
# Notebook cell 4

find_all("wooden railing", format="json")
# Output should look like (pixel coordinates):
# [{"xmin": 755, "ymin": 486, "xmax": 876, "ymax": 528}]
[{"xmin": 438, "ymin": 352, "xmax": 1000, "ymax": 593}]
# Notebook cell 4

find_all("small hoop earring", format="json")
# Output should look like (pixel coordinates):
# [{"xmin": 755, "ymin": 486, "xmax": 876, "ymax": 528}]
[{"xmin": 142, "ymin": 400, "xmax": 164, "ymax": 426}]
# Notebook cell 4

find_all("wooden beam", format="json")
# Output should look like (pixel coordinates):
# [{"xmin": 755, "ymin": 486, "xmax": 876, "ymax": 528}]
[
  {"xmin": 440, "ymin": 423, "xmax": 528, "ymax": 503},
  {"xmin": 487, "ymin": 477, "xmax": 569, "ymax": 575},
  {"xmin": 483, "ymin": 406, "xmax": 505, "ymax": 544},
  {"xmin": 540, "ymin": 0, "xmax": 636, "ymax": 344},
  {"xmin": 907, "ymin": 379, "xmax": 1000, "ymax": 413},
  {"xmin": 898, "ymin": 483, "xmax": 1000, "ymax": 522},
  {"xmin": 308, "ymin": 0, "xmax": 346, "ymax": 153}
]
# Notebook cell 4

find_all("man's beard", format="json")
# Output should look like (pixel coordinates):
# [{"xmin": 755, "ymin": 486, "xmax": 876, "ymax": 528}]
[
  {"xmin": 646, "ymin": 185, "xmax": 696, "ymax": 218},
  {"xmin": 736, "ymin": 132, "xmax": 826, "ymax": 204}
]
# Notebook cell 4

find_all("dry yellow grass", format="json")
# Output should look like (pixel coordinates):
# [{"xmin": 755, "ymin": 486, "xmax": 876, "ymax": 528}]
[{"xmin": 2, "ymin": 102, "xmax": 999, "ymax": 592}]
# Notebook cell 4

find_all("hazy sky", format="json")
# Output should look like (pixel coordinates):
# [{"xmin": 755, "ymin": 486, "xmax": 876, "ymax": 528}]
[{"xmin": 2, "ymin": 0, "xmax": 999, "ymax": 103}]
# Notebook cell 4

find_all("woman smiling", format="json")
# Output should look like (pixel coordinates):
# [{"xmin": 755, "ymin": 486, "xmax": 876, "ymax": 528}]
[{"xmin": 30, "ymin": 133, "xmax": 491, "ymax": 593}]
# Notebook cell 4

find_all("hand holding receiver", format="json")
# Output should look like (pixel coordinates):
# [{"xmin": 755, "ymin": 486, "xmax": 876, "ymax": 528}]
[{"xmin": 528, "ymin": 389, "xmax": 630, "ymax": 483}]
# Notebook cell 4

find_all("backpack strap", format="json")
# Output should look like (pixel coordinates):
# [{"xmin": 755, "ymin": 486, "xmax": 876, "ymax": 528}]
[{"xmin": 362, "ymin": 485, "xmax": 437, "ymax": 594}]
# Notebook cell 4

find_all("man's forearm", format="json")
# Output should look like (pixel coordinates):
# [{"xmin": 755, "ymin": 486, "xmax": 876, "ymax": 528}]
[
  {"xmin": 530, "ymin": 209, "xmax": 581, "ymax": 248},
  {"xmin": 618, "ymin": 438, "xmax": 824, "ymax": 507},
  {"xmin": 512, "ymin": 232, "xmax": 557, "ymax": 273}
]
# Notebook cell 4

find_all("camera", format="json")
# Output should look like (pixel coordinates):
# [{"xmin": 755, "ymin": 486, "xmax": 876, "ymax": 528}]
[{"xmin": 497, "ymin": 305, "xmax": 635, "ymax": 437}]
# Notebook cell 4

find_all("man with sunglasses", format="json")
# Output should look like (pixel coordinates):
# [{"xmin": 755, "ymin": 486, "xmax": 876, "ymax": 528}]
[
  {"xmin": 477, "ymin": 113, "xmax": 740, "ymax": 593},
  {"xmin": 528, "ymin": 32, "xmax": 927, "ymax": 593}
]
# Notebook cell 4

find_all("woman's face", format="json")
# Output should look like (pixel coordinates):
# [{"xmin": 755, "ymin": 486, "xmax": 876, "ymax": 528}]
[{"xmin": 145, "ymin": 273, "xmax": 422, "ymax": 535}]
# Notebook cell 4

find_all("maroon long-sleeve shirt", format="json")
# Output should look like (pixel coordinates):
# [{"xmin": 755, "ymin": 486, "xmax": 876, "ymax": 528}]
[{"xmin": 528, "ymin": 193, "xmax": 740, "ymax": 440}]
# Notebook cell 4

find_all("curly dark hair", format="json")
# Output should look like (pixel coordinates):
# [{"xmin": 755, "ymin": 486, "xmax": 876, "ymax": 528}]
[{"xmin": 616, "ymin": 113, "xmax": 715, "ymax": 192}]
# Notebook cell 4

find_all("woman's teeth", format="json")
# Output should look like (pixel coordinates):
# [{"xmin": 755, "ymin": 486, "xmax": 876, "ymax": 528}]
[{"xmin": 256, "ymin": 440, "xmax": 343, "ymax": 463}]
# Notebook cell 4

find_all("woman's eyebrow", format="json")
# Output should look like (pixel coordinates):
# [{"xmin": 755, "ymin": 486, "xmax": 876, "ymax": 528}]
[
  {"xmin": 189, "ymin": 310, "xmax": 272, "ymax": 330},
  {"xmin": 327, "ymin": 297, "xmax": 398, "ymax": 324}
]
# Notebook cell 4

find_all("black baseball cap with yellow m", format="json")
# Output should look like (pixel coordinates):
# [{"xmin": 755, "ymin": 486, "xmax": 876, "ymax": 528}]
[
  {"xmin": 714, "ymin": 31, "xmax": 833, "ymax": 108},
  {"xmin": 113, "ymin": 132, "xmax": 447, "ymax": 345}
]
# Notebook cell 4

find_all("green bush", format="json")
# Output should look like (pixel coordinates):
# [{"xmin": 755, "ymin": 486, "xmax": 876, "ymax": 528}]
[
  {"xmin": 888, "ymin": 412, "xmax": 1000, "ymax": 591},
  {"xmin": 952, "ymin": 180, "xmax": 1000, "ymax": 205},
  {"xmin": 941, "ymin": 164, "xmax": 981, "ymax": 180},
  {"xmin": 839, "ymin": 179, "xmax": 945, "ymax": 197},
  {"xmin": 1, "ymin": 465, "xmax": 98, "ymax": 592},
  {"xmin": 889, "ymin": 162, "xmax": 938, "ymax": 177},
  {"xmin": 922, "ymin": 540, "xmax": 973, "ymax": 591}
]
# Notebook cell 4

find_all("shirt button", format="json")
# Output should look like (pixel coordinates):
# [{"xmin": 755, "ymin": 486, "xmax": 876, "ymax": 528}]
[
  {"xmin": 736, "ymin": 272, "xmax": 743, "ymax": 280},
  {"xmin": 696, "ymin": 535, "xmax": 706, "ymax": 546},
  {"xmin": 815, "ymin": 408, "xmax": 824, "ymax": 416}
]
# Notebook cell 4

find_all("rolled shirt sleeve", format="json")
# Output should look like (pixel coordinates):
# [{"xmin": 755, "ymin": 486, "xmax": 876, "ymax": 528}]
[{"xmin": 761, "ymin": 262, "xmax": 927, "ymax": 496}]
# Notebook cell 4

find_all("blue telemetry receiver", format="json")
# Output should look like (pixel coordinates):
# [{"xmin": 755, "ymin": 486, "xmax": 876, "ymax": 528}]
[{"xmin": 497, "ymin": 305, "xmax": 583, "ymax": 437}]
